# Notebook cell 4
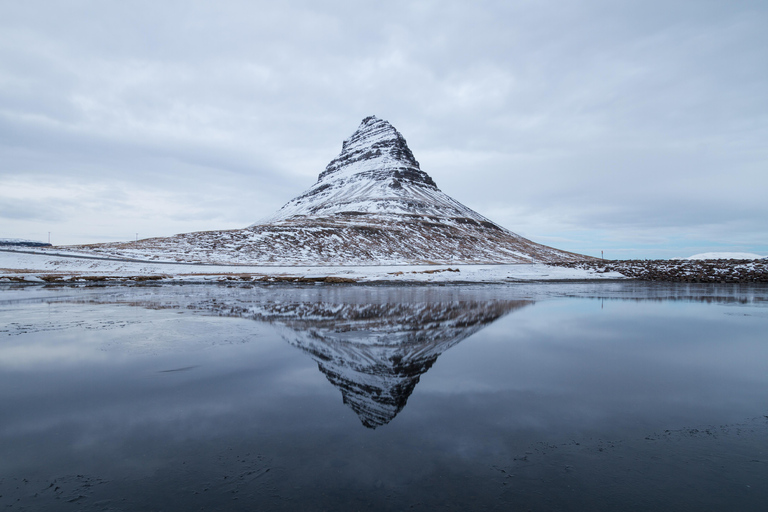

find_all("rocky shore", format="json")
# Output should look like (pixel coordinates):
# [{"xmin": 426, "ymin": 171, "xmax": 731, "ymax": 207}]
[{"xmin": 550, "ymin": 258, "xmax": 768, "ymax": 283}]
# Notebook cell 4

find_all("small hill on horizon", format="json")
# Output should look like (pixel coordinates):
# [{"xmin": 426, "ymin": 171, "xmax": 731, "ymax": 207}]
[
  {"xmin": 684, "ymin": 252, "xmax": 765, "ymax": 261},
  {"xmin": 64, "ymin": 116, "xmax": 589, "ymax": 265},
  {"xmin": 0, "ymin": 238, "xmax": 52, "ymax": 248}
]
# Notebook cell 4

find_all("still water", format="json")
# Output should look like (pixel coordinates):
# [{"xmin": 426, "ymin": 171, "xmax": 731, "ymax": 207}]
[{"xmin": 1, "ymin": 282, "xmax": 767, "ymax": 511}]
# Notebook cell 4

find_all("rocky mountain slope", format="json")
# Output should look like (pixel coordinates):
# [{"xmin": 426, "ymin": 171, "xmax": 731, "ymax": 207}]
[{"xmin": 66, "ymin": 116, "xmax": 588, "ymax": 265}]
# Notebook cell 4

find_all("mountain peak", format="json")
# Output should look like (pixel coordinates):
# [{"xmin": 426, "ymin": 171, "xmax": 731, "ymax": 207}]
[
  {"xmin": 340, "ymin": 115, "xmax": 405, "ymax": 155},
  {"xmin": 262, "ymin": 115, "xmax": 471, "ymax": 223},
  {"xmin": 318, "ymin": 115, "xmax": 426, "ymax": 184}
]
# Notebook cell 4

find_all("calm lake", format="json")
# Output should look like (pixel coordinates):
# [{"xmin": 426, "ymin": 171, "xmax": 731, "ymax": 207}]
[{"xmin": 1, "ymin": 282, "xmax": 767, "ymax": 511}]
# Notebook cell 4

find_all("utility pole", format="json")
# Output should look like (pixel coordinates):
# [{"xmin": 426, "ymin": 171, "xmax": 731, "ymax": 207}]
[{"xmin": 601, "ymin": 250, "xmax": 604, "ymax": 260}]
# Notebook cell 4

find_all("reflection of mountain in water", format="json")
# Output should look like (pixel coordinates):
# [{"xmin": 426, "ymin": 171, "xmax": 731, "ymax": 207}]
[
  {"xmin": 74, "ymin": 287, "xmax": 531, "ymax": 428},
  {"xmin": 263, "ymin": 300, "xmax": 531, "ymax": 428}
]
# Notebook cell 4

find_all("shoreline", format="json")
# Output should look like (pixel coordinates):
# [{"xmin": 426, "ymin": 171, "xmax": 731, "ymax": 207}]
[
  {"xmin": 551, "ymin": 258, "xmax": 768, "ymax": 283},
  {"xmin": 1, "ymin": 248, "xmax": 766, "ymax": 285}
]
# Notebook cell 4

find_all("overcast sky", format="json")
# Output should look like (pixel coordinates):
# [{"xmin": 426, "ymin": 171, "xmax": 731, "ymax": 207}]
[{"xmin": 1, "ymin": 0, "xmax": 766, "ymax": 258}]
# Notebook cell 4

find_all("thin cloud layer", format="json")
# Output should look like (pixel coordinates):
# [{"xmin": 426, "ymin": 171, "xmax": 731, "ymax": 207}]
[{"xmin": 1, "ymin": 0, "xmax": 766, "ymax": 257}]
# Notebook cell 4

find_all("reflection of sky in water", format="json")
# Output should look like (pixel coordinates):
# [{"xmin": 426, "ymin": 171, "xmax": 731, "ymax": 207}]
[
  {"xmin": 419, "ymin": 297, "xmax": 768, "ymax": 441},
  {"xmin": 1, "ymin": 283, "xmax": 767, "ymax": 510}
]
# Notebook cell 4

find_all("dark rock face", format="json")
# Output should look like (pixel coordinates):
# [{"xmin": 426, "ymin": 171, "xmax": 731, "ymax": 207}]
[{"xmin": 318, "ymin": 116, "xmax": 430, "ymax": 186}]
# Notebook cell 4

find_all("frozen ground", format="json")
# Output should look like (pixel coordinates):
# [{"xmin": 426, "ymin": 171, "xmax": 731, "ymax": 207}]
[{"xmin": 0, "ymin": 248, "xmax": 625, "ymax": 284}]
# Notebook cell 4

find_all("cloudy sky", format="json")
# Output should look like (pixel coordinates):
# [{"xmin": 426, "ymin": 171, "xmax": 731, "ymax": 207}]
[{"xmin": 1, "ymin": 0, "xmax": 766, "ymax": 258}]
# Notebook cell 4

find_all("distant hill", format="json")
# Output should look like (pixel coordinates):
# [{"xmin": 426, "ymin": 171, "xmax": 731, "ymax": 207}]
[
  {"xmin": 686, "ymin": 252, "xmax": 764, "ymax": 260},
  {"xmin": 0, "ymin": 238, "xmax": 51, "ymax": 248}
]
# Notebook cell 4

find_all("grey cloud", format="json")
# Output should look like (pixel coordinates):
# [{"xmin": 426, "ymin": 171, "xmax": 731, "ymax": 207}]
[
  {"xmin": 0, "ymin": 197, "xmax": 70, "ymax": 221},
  {"xmin": 1, "ymin": 0, "xmax": 766, "ymax": 255}
]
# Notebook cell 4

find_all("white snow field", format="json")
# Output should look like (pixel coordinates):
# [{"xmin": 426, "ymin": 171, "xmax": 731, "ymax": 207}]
[{"xmin": 0, "ymin": 249, "xmax": 625, "ymax": 283}]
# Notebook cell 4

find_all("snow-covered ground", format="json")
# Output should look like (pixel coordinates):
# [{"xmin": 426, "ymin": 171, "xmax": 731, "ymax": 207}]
[{"xmin": 0, "ymin": 248, "xmax": 625, "ymax": 284}]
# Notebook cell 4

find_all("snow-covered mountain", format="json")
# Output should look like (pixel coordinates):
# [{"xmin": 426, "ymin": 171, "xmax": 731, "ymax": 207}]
[
  {"xmin": 66, "ymin": 116, "xmax": 588, "ymax": 264},
  {"xmin": 260, "ymin": 116, "xmax": 494, "ymax": 224}
]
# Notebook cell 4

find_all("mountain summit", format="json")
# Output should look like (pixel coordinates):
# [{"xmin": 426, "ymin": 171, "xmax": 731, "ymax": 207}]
[
  {"xmin": 69, "ymin": 116, "xmax": 588, "ymax": 264},
  {"xmin": 262, "ymin": 116, "xmax": 468, "ymax": 223}
]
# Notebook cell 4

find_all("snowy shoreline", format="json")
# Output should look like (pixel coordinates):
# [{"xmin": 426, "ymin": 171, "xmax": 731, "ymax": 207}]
[
  {"xmin": 1, "ymin": 248, "xmax": 624, "ymax": 284},
  {"xmin": 552, "ymin": 259, "xmax": 768, "ymax": 283},
  {"xmin": 3, "ymin": 248, "xmax": 766, "ymax": 285}
]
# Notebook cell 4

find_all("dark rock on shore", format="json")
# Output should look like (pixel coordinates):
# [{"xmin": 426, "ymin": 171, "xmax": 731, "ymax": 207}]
[{"xmin": 550, "ymin": 259, "xmax": 768, "ymax": 283}]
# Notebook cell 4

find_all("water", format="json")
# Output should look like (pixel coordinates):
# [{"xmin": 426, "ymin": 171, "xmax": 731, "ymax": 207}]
[{"xmin": 1, "ymin": 282, "xmax": 767, "ymax": 511}]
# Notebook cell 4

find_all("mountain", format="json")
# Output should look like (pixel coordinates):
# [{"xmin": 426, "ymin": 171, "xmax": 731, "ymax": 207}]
[{"xmin": 68, "ymin": 116, "xmax": 588, "ymax": 264}]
